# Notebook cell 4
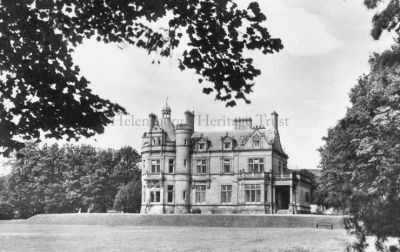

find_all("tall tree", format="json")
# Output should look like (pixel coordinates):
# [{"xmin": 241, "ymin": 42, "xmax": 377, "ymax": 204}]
[
  {"xmin": 84, "ymin": 149, "xmax": 117, "ymax": 212},
  {"xmin": 0, "ymin": 0, "xmax": 282, "ymax": 155},
  {"xmin": 113, "ymin": 180, "xmax": 142, "ymax": 213},
  {"xmin": 319, "ymin": 47, "xmax": 400, "ymax": 251},
  {"xmin": 112, "ymin": 146, "xmax": 141, "ymax": 186},
  {"xmin": 6, "ymin": 143, "xmax": 142, "ymax": 217},
  {"xmin": 7, "ymin": 142, "xmax": 44, "ymax": 218},
  {"xmin": 61, "ymin": 144, "xmax": 98, "ymax": 212},
  {"xmin": 112, "ymin": 146, "xmax": 141, "ymax": 213}
]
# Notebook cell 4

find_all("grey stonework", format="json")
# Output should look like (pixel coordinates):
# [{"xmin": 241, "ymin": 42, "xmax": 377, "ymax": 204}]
[{"xmin": 141, "ymin": 105, "xmax": 311, "ymax": 214}]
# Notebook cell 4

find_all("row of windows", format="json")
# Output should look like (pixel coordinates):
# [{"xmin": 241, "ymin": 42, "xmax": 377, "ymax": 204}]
[
  {"xmin": 149, "ymin": 185, "xmax": 175, "ymax": 203},
  {"xmin": 152, "ymin": 137, "xmax": 162, "ymax": 146},
  {"xmin": 151, "ymin": 138, "xmax": 191, "ymax": 146},
  {"xmin": 149, "ymin": 184, "xmax": 262, "ymax": 204},
  {"xmin": 198, "ymin": 142, "xmax": 232, "ymax": 151},
  {"xmin": 197, "ymin": 139, "xmax": 262, "ymax": 151},
  {"xmin": 196, "ymin": 158, "xmax": 264, "ymax": 174},
  {"xmin": 196, "ymin": 184, "xmax": 261, "ymax": 203},
  {"xmin": 148, "ymin": 158, "xmax": 267, "ymax": 174},
  {"xmin": 150, "ymin": 139, "xmax": 261, "ymax": 149},
  {"xmin": 150, "ymin": 159, "xmax": 175, "ymax": 174}
]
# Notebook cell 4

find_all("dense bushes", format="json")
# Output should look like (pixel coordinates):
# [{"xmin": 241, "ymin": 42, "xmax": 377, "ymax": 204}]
[
  {"xmin": 113, "ymin": 180, "xmax": 142, "ymax": 213},
  {"xmin": 191, "ymin": 207, "xmax": 201, "ymax": 214},
  {"xmin": 0, "ymin": 202, "xmax": 14, "ymax": 220},
  {"xmin": 1, "ymin": 143, "xmax": 141, "ymax": 218}
]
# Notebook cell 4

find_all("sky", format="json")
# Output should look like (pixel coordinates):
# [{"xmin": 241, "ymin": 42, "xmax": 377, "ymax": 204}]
[{"xmin": 0, "ymin": 0, "xmax": 395, "ymax": 175}]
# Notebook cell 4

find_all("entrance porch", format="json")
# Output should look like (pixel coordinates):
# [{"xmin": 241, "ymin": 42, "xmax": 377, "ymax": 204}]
[{"xmin": 274, "ymin": 185, "xmax": 294, "ymax": 214}]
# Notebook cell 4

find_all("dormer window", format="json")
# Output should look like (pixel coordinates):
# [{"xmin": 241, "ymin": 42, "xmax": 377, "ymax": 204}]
[
  {"xmin": 223, "ymin": 142, "xmax": 231, "ymax": 149},
  {"xmin": 198, "ymin": 142, "xmax": 206, "ymax": 150},
  {"xmin": 253, "ymin": 140, "xmax": 260, "ymax": 148},
  {"xmin": 221, "ymin": 135, "xmax": 235, "ymax": 150}
]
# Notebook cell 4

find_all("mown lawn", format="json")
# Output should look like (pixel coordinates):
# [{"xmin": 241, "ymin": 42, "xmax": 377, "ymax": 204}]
[{"xmin": 0, "ymin": 221, "xmax": 354, "ymax": 252}]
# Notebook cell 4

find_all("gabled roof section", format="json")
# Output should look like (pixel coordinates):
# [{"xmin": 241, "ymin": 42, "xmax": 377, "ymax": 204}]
[
  {"xmin": 241, "ymin": 128, "xmax": 273, "ymax": 149},
  {"xmin": 191, "ymin": 127, "xmax": 286, "ymax": 155},
  {"xmin": 221, "ymin": 133, "xmax": 235, "ymax": 142},
  {"xmin": 192, "ymin": 133, "xmax": 209, "ymax": 142},
  {"xmin": 272, "ymin": 129, "xmax": 284, "ymax": 154}
]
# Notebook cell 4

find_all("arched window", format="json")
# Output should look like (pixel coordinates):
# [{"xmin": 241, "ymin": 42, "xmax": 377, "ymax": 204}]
[{"xmin": 184, "ymin": 139, "xmax": 187, "ymax": 145}]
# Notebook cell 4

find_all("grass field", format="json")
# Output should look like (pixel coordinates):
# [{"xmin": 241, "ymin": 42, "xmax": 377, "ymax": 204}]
[{"xmin": 0, "ymin": 221, "xmax": 354, "ymax": 252}]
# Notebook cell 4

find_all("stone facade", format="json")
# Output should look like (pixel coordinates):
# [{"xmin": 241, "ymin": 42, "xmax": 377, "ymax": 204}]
[{"xmin": 140, "ymin": 105, "xmax": 311, "ymax": 214}]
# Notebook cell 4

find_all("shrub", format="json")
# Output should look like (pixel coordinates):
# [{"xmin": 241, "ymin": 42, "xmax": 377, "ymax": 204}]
[
  {"xmin": 113, "ymin": 181, "xmax": 142, "ymax": 213},
  {"xmin": 191, "ymin": 207, "xmax": 201, "ymax": 214},
  {"xmin": 0, "ymin": 202, "xmax": 15, "ymax": 220}
]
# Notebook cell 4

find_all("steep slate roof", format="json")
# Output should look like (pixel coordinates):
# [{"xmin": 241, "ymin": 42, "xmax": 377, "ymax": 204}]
[
  {"xmin": 191, "ymin": 128, "xmax": 285, "ymax": 154},
  {"xmin": 159, "ymin": 118, "xmax": 176, "ymax": 141}
]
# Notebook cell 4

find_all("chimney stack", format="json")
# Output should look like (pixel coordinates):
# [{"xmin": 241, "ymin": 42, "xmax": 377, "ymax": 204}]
[
  {"xmin": 149, "ymin": 113, "xmax": 157, "ymax": 131},
  {"xmin": 271, "ymin": 111, "xmax": 278, "ymax": 130},
  {"xmin": 233, "ymin": 117, "xmax": 252, "ymax": 130}
]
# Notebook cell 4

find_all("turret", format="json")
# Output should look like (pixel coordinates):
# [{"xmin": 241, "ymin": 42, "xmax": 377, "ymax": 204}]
[
  {"xmin": 141, "ymin": 103, "xmax": 176, "ymax": 214},
  {"xmin": 160, "ymin": 100, "xmax": 175, "ymax": 141},
  {"xmin": 162, "ymin": 102, "xmax": 171, "ymax": 119},
  {"xmin": 174, "ymin": 111, "xmax": 195, "ymax": 213},
  {"xmin": 184, "ymin": 110, "xmax": 195, "ymax": 131}
]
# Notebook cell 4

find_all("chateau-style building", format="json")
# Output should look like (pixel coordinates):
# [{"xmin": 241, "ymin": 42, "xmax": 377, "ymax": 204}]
[{"xmin": 140, "ymin": 104, "xmax": 311, "ymax": 214}]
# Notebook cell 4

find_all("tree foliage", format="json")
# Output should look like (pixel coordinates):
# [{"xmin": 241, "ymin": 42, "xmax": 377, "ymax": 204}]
[
  {"xmin": 113, "ymin": 180, "xmax": 141, "ymax": 213},
  {"xmin": 319, "ymin": 46, "xmax": 400, "ymax": 251},
  {"xmin": 0, "ymin": 202, "xmax": 14, "ymax": 220},
  {"xmin": 363, "ymin": 0, "xmax": 400, "ymax": 40},
  {"xmin": 3, "ymin": 143, "xmax": 141, "ymax": 218},
  {"xmin": 0, "ymin": 0, "xmax": 282, "ymax": 155},
  {"xmin": 297, "ymin": 169, "xmax": 324, "ymax": 206},
  {"xmin": 0, "ymin": 175, "xmax": 9, "ymax": 201}
]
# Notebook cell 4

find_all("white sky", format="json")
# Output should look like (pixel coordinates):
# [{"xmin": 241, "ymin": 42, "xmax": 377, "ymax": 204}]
[{"xmin": 0, "ymin": 0, "xmax": 395, "ymax": 175}]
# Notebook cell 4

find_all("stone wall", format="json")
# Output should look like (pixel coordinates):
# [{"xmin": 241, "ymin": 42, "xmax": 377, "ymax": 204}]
[{"xmin": 27, "ymin": 213, "xmax": 346, "ymax": 229}]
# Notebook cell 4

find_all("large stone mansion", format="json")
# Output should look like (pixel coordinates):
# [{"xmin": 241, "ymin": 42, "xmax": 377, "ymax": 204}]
[{"xmin": 140, "ymin": 104, "xmax": 311, "ymax": 214}]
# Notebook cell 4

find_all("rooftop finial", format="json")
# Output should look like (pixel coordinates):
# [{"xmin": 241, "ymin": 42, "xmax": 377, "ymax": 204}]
[{"xmin": 162, "ymin": 97, "xmax": 171, "ymax": 118}]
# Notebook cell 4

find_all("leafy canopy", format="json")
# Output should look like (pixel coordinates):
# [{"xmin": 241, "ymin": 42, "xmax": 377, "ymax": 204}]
[
  {"xmin": 364, "ymin": 0, "xmax": 400, "ymax": 40},
  {"xmin": 319, "ymin": 2, "xmax": 400, "ymax": 249},
  {"xmin": 4, "ymin": 143, "xmax": 141, "ymax": 218},
  {"xmin": 319, "ymin": 47, "xmax": 400, "ymax": 251},
  {"xmin": 0, "ymin": 0, "xmax": 282, "ymax": 155}
]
